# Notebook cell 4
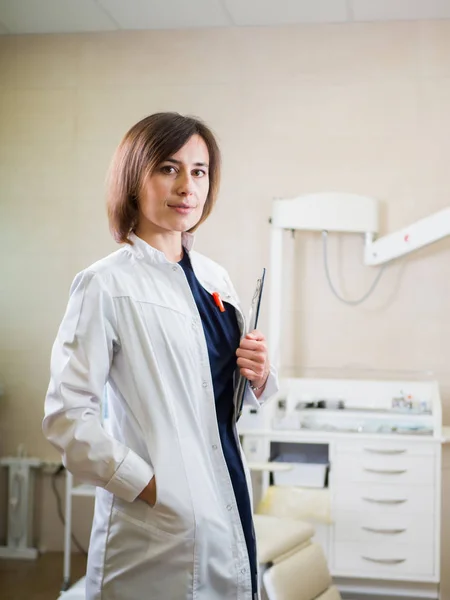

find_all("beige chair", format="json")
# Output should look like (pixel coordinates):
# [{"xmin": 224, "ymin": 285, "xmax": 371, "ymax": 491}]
[
  {"xmin": 254, "ymin": 514, "xmax": 340, "ymax": 600},
  {"xmin": 249, "ymin": 464, "xmax": 340, "ymax": 600}
]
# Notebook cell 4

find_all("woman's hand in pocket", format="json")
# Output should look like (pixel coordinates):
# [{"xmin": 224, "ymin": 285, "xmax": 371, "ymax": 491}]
[{"xmin": 138, "ymin": 476, "xmax": 157, "ymax": 507}]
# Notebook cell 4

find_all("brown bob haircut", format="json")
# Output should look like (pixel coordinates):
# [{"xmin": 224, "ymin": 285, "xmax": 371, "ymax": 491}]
[{"xmin": 107, "ymin": 112, "xmax": 221, "ymax": 244}]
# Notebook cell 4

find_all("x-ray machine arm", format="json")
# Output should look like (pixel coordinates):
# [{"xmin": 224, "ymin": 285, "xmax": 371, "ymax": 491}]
[{"xmin": 268, "ymin": 193, "xmax": 450, "ymax": 365}]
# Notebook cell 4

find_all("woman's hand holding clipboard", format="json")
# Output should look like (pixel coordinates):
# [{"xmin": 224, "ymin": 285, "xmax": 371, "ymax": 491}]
[{"xmin": 235, "ymin": 268, "xmax": 267, "ymax": 417}]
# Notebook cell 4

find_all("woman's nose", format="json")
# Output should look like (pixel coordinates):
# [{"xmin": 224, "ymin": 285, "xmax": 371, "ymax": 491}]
[{"xmin": 177, "ymin": 173, "xmax": 195, "ymax": 196}]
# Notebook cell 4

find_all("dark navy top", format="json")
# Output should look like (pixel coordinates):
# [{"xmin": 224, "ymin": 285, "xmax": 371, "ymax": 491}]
[{"xmin": 179, "ymin": 250, "xmax": 257, "ymax": 596}]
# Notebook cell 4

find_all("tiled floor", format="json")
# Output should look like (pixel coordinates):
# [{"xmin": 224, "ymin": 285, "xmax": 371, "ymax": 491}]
[{"xmin": 0, "ymin": 552, "xmax": 87, "ymax": 600}]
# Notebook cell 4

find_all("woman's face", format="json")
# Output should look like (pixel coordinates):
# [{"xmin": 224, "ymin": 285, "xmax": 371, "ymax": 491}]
[{"xmin": 138, "ymin": 134, "xmax": 210, "ymax": 235}]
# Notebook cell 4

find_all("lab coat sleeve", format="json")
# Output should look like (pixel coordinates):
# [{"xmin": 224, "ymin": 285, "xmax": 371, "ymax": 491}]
[
  {"xmin": 43, "ymin": 270, "xmax": 154, "ymax": 503},
  {"xmin": 243, "ymin": 362, "xmax": 279, "ymax": 408}
]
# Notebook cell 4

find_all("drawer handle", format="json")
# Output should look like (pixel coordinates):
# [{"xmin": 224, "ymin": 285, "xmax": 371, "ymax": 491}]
[
  {"xmin": 364, "ymin": 468, "xmax": 407, "ymax": 475},
  {"xmin": 362, "ymin": 526, "xmax": 406, "ymax": 535},
  {"xmin": 364, "ymin": 448, "xmax": 406, "ymax": 455},
  {"xmin": 362, "ymin": 556, "xmax": 406, "ymax": 565},
  {"xmin": 362, "ymin": 497, "xmax": 407, "ymax": 505}
]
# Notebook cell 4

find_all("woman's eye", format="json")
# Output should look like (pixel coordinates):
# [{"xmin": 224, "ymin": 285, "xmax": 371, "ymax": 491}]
[
  {"xmin": 160, "ymin": 165, "xmax": 176, "ymax": 174},
  {"xmin": 193, "ymin": 169, "xmax": 206, "ymax": 177}
]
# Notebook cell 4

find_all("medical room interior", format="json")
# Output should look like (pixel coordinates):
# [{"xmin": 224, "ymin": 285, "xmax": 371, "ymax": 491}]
[{"xmin": 2, "ymin": 1, "xmax": 450, "ymax": 599}]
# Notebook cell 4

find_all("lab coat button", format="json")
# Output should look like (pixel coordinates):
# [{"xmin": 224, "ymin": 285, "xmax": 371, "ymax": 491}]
[
  {"xmin": 226, "ymin": 504, "xmax": 232, "ymax": 511},
  {"xmin": 212, "ymin": 444, "xmax": 218, "ymax": 450},
  {"xmin": 172, "ymin": 266, "xmax": 177, "ymax": 272},
  {"xmin": 202, "ymin": 381, "xmax": 208, "ymax": 388},
  {"xmin": 241, "ymin": 568, "xmax": 246, "ymax": 575}
]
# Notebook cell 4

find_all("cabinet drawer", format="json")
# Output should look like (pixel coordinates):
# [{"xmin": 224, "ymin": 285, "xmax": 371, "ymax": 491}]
[
  {"xmin": 334, "ymin": 510, "xmax": 434, "ymax": 546},
  {"xmin": 242, "ymin": 436, "xmax": 269, "ymax": 462},
  {"xmin": 333, "ymin": 453, "xmax": 435, "ymax": 486},
  {"xmin": 334, "ymin": 483, "xmax": 435, "ymax": 515},
  {"xmin": 336, "ymin": 440, "xmax": 436, "ymax": 458},
  {"xmin": 334, "ymin": 541, "xmax": 434, "ymax": 578}
]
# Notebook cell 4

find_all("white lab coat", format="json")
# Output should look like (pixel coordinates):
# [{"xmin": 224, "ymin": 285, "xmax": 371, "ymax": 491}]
[{"xmin": 43, "ymin": 232, "xmax": 278, "ymax": 600}]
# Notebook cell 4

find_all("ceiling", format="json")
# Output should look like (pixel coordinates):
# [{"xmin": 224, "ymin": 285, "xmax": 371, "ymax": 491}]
[{"xmin": 0, "ymin": 0, "xmax": 449, "ymax": 35}]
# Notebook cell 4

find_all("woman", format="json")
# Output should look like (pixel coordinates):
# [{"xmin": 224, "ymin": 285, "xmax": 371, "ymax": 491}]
[{"xmin": 43, "ymin": 112, "xmax": 277, "ymax": 600}]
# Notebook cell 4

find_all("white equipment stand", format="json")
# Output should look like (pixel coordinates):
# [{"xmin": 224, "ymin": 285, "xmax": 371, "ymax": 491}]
[{"xmin": 0, "ymin": 456, "xmax": 42, "ymax": 559}]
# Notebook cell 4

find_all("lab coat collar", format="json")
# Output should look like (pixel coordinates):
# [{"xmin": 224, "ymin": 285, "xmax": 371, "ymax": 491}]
[{"xmin": 128, "ymin": 231, "xmax": 195, "ymax": 263}]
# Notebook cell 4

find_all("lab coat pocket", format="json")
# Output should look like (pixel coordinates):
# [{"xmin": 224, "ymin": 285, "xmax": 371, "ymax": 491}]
[
  {"xmin": 152, "ymin": 460, "xmax": 196, "ymax": 537},
  {"xmin": 111, "ymin": 496, "xmax": 160, "ymax": 533},
  {"xmin": 112, "ymin": 476, "xmax": 194, "ymax": 540},
  {"xmin": 104, "ymin": 507, "xmax": 196, "ymax": 600}
]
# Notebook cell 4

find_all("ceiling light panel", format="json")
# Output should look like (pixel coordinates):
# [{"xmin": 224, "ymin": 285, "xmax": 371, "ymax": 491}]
[
  {"xmin": 0, "ymin": 0, "xmax": 117, "ymax": 34},
  {"xmin": 352, "ymin": 0, "xmax": 450, "ymax": 21},
  {"xmin": 97, "ymin": 0, "xmax": 232, "ymax": 30},
  {"xmin": 223, "ymin": 0, "xmax": 348, "ymax": 26}
]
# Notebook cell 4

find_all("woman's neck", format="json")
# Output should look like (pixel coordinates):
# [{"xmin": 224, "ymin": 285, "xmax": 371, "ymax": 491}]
[{"xmin": 135, "ymin": 227, "xmax": 183, "ymax": 263}]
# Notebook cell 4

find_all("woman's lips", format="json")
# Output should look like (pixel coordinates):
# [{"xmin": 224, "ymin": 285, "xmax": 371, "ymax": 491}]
[{"xmin": 168, "ymin": 205, "xmax": 195, "ymax": 215}]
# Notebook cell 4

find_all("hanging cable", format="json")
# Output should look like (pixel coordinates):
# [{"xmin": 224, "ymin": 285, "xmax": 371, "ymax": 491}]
[{"xmin": 322, "ymin": 230, "xmax": 386, "ymax": 306}]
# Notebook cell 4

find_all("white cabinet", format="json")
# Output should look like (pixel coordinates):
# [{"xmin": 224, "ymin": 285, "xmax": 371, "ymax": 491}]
[
  {"xmin": 242, "ymin": 435, "xmax": 269, "ymax": 463},
  {"xmin": 239, "ymin": 376, "xmax": 449, "ymax": 599},
  {"xmin": 331, "ymin": 439, "xmax": 438, "ymax": 581}
]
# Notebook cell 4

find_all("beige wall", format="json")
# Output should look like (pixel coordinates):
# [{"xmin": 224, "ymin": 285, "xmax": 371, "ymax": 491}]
[{"xmin": 1, "ymin": 21, "xmax": 450, "ymax": 551}]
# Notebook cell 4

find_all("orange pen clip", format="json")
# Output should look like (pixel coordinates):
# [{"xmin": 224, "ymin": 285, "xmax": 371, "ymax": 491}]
[{"xmin": 212, "ymin": 292, "xmax": 226, "ymax": 313}]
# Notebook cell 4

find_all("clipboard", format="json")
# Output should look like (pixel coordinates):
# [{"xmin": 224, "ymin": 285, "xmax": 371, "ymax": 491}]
[{"xmin": 235, "ymin": 268, "xmax": 266, "ymax": 417}]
